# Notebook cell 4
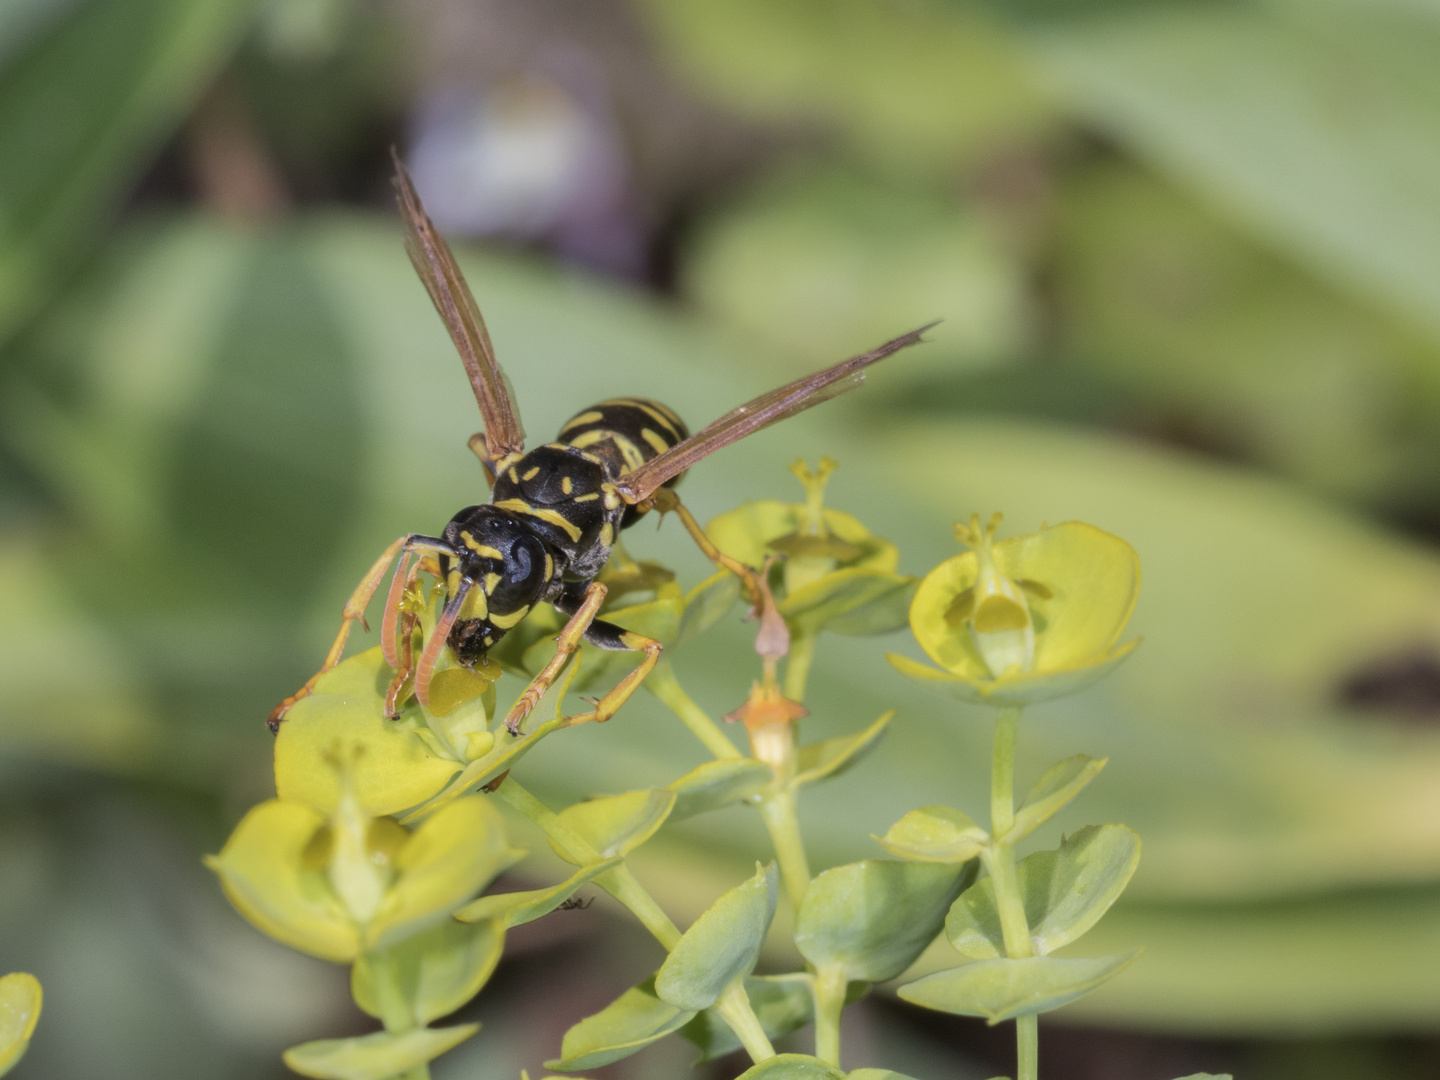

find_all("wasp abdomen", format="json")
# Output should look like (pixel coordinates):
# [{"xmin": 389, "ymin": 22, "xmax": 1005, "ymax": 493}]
[{"xmin": 559, "ymin": 398, "xmax": 689, "ymax": 527}]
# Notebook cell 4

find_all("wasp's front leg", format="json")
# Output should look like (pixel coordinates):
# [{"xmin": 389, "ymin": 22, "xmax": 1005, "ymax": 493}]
[
  {"xmin": 499, "ymin": 581, "xmax": 610, "ymax": 735},
  {"xmin": 268, "ymin": 535, "xmax": 451, "ymax": 731}
]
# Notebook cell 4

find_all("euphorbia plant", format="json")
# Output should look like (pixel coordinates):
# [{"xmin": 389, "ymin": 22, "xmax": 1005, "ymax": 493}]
[{"xmin": 208, "ymin": 464, "xmax": 1231, "ymax": 1080}]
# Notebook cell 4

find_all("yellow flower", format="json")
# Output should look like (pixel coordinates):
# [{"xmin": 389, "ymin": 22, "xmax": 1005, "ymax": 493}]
[
  {"xmin": 888, "ymin": 515, "xmax": 1140, "ymax": 706},
  {"xmin": 707, "ymin": 458, "xmax": 916, "ymax": 637},
  {"xmin": 206, "ymin": 773, "xmax": 522, "ymax": 961}
]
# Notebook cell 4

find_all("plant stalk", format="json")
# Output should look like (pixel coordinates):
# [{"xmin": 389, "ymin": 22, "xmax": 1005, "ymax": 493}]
[
  {"xmin": 812, "ymin": 963, "xmax": 848, "ymax": 1067},
  {"xmin": 714, "ymin": 978, "xmax": 777, "ymax": 1063},
  {"xmin": 646, "ymin": 660, "xmax": 741, "ymax": 759},
  {"xmin": 985, "ymin": 706, "xmax": 1038, "ymax": 1080},
  {"xmin": 783, "ymin": 629, "xmax": 816, "ymax": 703},
  {"xmin": 758, "ymin": 786, "xmax": 811, "ymax": 911}
]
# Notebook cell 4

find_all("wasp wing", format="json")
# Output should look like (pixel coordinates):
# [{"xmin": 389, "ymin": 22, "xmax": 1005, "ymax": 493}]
[
  {"xmin": 613, "ymin": 324, "xmax": 935, "ymax": 504},
  {"xmin": 392, "ymin": 151, "xmax": 526, "ymax": 461}
]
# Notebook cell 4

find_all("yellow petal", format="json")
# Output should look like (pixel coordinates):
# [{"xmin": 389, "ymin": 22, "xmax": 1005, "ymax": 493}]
[
  {"xmin": 991, "ymin": 521, "xmax": 1140, "ymax": 672},
  {"xmin": 206, "ymin": 800, "xmax": 360, "ymax": 962}
]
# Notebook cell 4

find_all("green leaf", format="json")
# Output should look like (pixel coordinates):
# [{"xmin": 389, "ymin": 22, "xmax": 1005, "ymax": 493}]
[
  {"xmin": 1009, "ymin": 756, "xmax": 1107, "ymax": 843},
  {"xmin": 675, "ymin": 569, "xmax": 741, "ymax": 647},
  {"xmin": 679, "ymin": 974, "xmax": 814, "ymax": 1063},
  {"xmin": 656, "ymin": 863, "xmax": 779, "ymax": 1011},
  {"xmin": 780, "ymin": 568, "xmax": 916, "ymax": 635},
  {"xmin": 274, "ymin": 648, "xmax": 465, "ymax": 817},
  {"xmin": 795, "ymin": 711, "xmax": 894, "ymax": 787},
  {"xmin": 734, "ymin": 1055, "xmax": 846, "ymax": 1080},
  {"xmin": 283, "ymin": 1024, "xmax": 479, "ymax": 1080},
  {"xmin": 666, "ymin": 758, "xmax": 773, "ymax": 822},
  {"xmin": 898, "ymin": 953, "xmax": 1138, "ymax": 1023},
  {"xmin": 367, "ymin": 796, "xmax": 525, "ymax": 950},
  {"xmin": 551, "ymin": 789, "xmax": 677, "ymax": 866},
  {"xmin": 0, "ymin": 0, "xmax": 253, "ymax": 340},
  {"xmin": 0, "ymin": 972, "xmax": 41, "ymax": 1078},
  {"xmin": 948, "ymin": 826, "xmax": 1141, "ymax": 960},
  {"xmin": 795, "ymin": 860, "xmax": 968, "ymax": 982},
  {"xmin": 547, "ymin": 977, "xmax": 695, "ymax": 1072},
  {"xmin": 455, "ymin": 858, "xmax": 623, "ymax": 927},
  {"xmin": 351, "ymin": 918, "xmax": 504, "ymax": 1027},
  {"xmin": 1039, "ymin": 3, "xmax": 1440, "ymax": 342},
  {"xmin": 1172, "ymin": 1075, "xmax": 1233, "ymax": 1080},
  {"xmin": 824, "ymin": 577, "xmax": 918, "ymax": 637},
  {"xmin": 877, "ymin": 806, "xmax": 988, "ymax": 864},
  {"xmin": 205, "ymin": 800, "xmax": 359, "ymax": 962},
  {"xmin": 847, "ymin": 1072, "xmax": 925, "ymax": 1080},
  {"xmin": 642, "ymin": 0, "xmax": 1053, "ymax": 178}
]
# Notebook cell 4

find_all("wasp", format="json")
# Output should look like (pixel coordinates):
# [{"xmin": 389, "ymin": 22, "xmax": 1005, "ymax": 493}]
[{"xmin": 268, "ymin": 154, "xmax": 931, "ymax": 733}]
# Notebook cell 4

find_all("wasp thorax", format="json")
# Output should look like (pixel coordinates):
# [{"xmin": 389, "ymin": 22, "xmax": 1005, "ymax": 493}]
[{"xmin": 440, "ymin": 506, "xmax": 558, "ymax": 663}]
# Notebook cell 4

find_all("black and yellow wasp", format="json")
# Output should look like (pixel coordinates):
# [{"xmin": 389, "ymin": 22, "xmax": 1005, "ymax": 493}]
[{"xmin": 268, "ymin": 155, "xmax": 931, "ymax": 733}]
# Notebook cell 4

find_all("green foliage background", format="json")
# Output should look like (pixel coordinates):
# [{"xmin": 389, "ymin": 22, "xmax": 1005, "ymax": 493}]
[{"xmin": 2, "ymin": 0, "xmax": 1439, "ymax": 1077}]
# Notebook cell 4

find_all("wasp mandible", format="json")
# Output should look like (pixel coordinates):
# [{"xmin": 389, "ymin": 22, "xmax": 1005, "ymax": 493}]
[{"xmin": 268, "ymin": 153, "xmax": 933, "ymax": 734}]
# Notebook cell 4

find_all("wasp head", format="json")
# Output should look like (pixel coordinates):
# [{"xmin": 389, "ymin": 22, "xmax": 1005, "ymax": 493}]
[{"xmin": 439, "ymin": 506, "xmax": 556, "ymax": 664}]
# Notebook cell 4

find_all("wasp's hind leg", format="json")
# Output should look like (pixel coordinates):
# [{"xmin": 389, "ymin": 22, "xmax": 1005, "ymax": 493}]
[
  {"xmin": 499, "ymin": 581, "xmax": 610, "ymax": 735},
  {"xmin": 644, "ymin": 487, "xmax": 764, "ymax": 610},
  {"xmin": 268, "ymin": 534, "xmax": 452, "ymax": 731}
]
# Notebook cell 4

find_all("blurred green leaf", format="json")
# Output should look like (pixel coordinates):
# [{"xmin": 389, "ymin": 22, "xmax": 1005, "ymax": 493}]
[
  {"xmin": 666, "ymin": 759, "xmax": 772, "ymax": 822},
  {"xmin": 1009, "ymin": 756, "xmax": 1106, "ymax": 843},
  {"xmin": 876, "ymin": 806, "xmax": 988, "ymax": 864},
  {"xmin": 551, "ymin": 789, "xmax": 676, "ymax": 866},
  {"xmin": 547, "ymin": 976, "xmax": 695, "ymax": 1072},
  {"xmin": 735, "ymin": 1055, "xmax": 845, "ymax": 1080},
  {"xmin": 680, "ymin": 974, "xmax": 814, "ymax": 1063},
  {"xmin": 898, "ymin": 952, "xmax": 1138, "ymax": 1023},
  {"xmin": 0, "ymin": 0, "xmax": 254, "ymax": 340},
  {"xmin": 1051, "ymin": 162, "xmax": 1440, "ymax": 503},
  {"xmin": 683, "ymin": 166, "xmax": 1028, "ymax": 381},
  {"xmin": 947, "ymin": 825, "xmax": 1141, "ymax": 959},
  {"xmin": 656, "ymin": 863, "xmax": 778, "ymax": 1011},
  {"xmin": 1039, "ymin": 2, "xmax": 1440, "ymax": 344},
  {"xmin": 282, "ymin": 1023, "xmax": 478, "ymax": 1080},
  {"xmin": 847, "ymin": 1072, "xmax": 923, "ymax": 1080},
  {"xmin": 641, "ymin": 0, "xmax": 1054, "ymax": 175},
  {"xmin": 350, "ymin": 918, "xmax": 503, "ymax": 1027},
  {"xmin": 454, "ymin": 858, "xmax": 622, "ymax": 927},
  {"xmin": 796, "ymin": 860, "xmax": 967, "ymax": 982}
]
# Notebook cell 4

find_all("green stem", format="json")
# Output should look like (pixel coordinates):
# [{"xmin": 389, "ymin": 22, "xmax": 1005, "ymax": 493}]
[
  {"xmin": 990, "ymin": 706, "xmax": 1019, "ymax": 839},
  {"xmin": 492, "ymin": 780, "xmax": 772, "ymax": 1063},
  {"xmin": 646, "ymin": 660, "xmax": 741, "ymax": 759},
  {"xmin": 363, "ymin": 950, "xmax": 432, "ymax": 1080},
  {"xmin": 812, "ymin": 964, "xmax": 847, "ymax": 1067},
  {"xmin": 782, "ymin": 629, "xmax": 816, "ymax": 703},
  {"xmin": 984, "ymin": 706, "xmax": 1037, "ymax": 1080},
  {"xmin": 492, "ymin": 780, "xmax": 682, "ymax": 948},
  {"xmin": 597, "ymin": 864, "xmax": 682, "ymax": 950},
  {"xmin": 714, "ymin": 978, "xmax": 777, "ymax": 1063},
  {"xmin": 758, "ymin": 786, "xmax": 811, "ymax": 911},
  {"xmin": 1017, "ymin": 1015, "xmax": 1038, "ymax": 1080}
]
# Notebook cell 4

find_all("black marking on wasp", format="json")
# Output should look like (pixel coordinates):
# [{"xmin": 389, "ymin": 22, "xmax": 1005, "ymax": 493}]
[{"xmin": 267, "ymin": 150, "xmax": 934, "ymax": 734}]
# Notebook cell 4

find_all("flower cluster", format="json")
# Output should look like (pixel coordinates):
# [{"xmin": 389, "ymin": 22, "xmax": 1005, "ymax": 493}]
[{"xmin": 204, "ymin": 459, "xmax": 1220, "ymax": 1080}]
